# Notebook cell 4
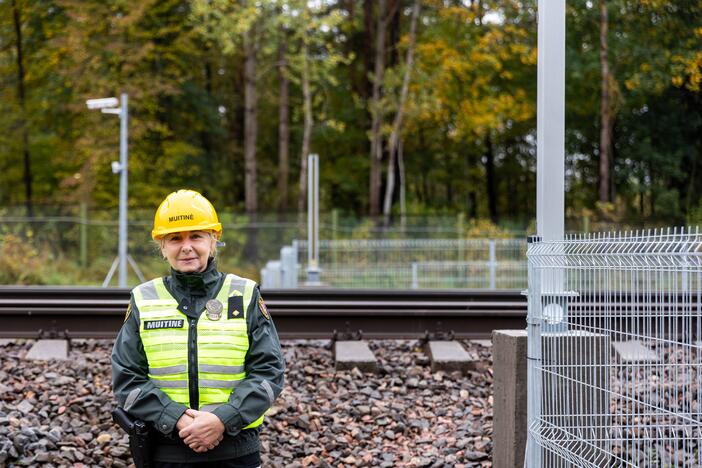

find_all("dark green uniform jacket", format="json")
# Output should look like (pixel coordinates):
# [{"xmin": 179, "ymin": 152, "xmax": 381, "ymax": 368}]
[{"xmin": 111, "ymin": 259, "xmax": 285, "ymax": 462}]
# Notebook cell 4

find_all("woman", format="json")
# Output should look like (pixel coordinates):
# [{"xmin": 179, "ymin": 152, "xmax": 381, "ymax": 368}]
[{"xmin": 112, "ymin": 189, "xmax": 285, "ymax": 467}]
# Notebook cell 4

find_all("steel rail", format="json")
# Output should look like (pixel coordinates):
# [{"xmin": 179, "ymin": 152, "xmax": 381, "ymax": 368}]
[{"xmin": 0, "ymin": 287, "xmax": 527, "ymax": 339}]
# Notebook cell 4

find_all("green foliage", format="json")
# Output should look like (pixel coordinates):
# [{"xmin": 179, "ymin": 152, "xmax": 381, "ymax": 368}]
[
  {"xmin": 0, "ymin": 0, "xmax": 700, "ymax": 234},
  {"xmin": 463, "ymin": 219, "xmax": 515, "ymax": 239},
  {"xmin": 686, "ymin": 201, "xmax": 702, "ymax": 227},
  {"xmin": 0, "ymin": 235, "xmax": 45, "ymax": 284}
]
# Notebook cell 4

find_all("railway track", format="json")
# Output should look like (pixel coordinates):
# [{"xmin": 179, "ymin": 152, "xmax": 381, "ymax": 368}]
[{"xmin": 0, "ymin": 287, "xmax": 527, "ymax": 339}]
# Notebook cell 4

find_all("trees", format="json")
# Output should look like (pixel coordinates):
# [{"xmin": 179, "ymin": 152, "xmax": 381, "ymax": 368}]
[
  {"xmin": 368, "ymin": 0, "xmax": 387, "ymax": 217},
  {"xmin": 0, "ymin": 0, "xmax": 699, "ymax": 228},
  {"xmin": 598, "ymin": 0, "xmax": 613, "ymax": 203},
  {"xmin": 382, "ymin": 0, "xmax": 420, "ymax": 223}
]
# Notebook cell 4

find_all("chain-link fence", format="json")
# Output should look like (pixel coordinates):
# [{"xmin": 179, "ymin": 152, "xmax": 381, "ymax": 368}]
[{"xmin": 526, "ymin": 228, "xmax": 702, "ymax": 467}]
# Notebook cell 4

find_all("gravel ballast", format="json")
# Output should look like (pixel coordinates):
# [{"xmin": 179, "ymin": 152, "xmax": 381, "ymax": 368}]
[{"xmin": 0, "ymin": 339, "xmax": 494, "ymax": 467}]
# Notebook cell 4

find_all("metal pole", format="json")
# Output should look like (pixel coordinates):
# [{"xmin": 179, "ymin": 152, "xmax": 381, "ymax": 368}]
[
  {"xmin": 530, "ymin": 3, "xmax": 565, "ymax": 467},
  {"xmin": 536, "ymin": 0, "xmax": 565, "ymax": 242},
  {"xmin": 118, "ymin": 93, "xmax": 128, "ymax": 287},
  {"xmin": 488, "ymin": 239, "xmax": 496, "ymax": 290},
  {"xmin": 526, "ymin": 246, "xmax": 543, "ymax": 468},
  {"xmin": 80, "ymin": 202, "xmax": 88, "ymax": 268},
  {"xmin": 314, "ymin": 154, "xmax": 319, "ymax": 268},
  {"xmin": 306, "ymin": 153, "xmax": 320, "ymax": 284}
]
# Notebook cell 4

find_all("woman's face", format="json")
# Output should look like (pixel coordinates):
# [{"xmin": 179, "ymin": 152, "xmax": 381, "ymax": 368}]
[{"xmin": 161, "ymin": 230, "xmax": 214, "ymax": 273}]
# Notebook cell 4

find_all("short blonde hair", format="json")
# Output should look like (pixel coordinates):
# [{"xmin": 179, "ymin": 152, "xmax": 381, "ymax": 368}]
[{"xmin": 156, "ymin": 230, "xmax": 218, "ymax": 260}]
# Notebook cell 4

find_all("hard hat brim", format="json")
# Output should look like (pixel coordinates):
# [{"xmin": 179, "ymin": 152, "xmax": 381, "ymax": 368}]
[{"xmin": 152, "ymin": 223, "xmax": 222, "ymax": 240}]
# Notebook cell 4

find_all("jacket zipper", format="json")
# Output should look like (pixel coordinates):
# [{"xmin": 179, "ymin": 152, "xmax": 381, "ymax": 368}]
[{"xmin": 188, "ymin": 316, "xmax": 199, "ymax": 410}]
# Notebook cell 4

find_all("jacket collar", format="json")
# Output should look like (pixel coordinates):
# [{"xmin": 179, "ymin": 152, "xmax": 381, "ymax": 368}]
[{"xmin": 169, "ymin": 257, "xmax": 220, "ymax": 297}]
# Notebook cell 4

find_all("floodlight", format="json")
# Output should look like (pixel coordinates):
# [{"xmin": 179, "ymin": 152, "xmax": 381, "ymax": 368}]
[{"xmin": 86, "ymin": 97, "xmax": 119, "ymax": 110}]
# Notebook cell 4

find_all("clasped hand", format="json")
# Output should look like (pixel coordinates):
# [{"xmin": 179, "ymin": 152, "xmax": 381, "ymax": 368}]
[{"xmin": 176, "ymin": 409, "xmax": 225, "ymax": 453}]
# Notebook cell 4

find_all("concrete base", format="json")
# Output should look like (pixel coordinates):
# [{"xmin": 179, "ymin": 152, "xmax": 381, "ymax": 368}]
[
  {"xmin": 492, "ymin": 330, "xmax": 527, "ymax": 468},
  {"xmin": 424, "ymin": 341, "xmax": 476, "ymax": 373},
  {"xmin": 612, "ymin": 340, "xmax": 659, "ymax": 363},
  {"xmin": 334, "ymin": 341, "xmax": 377, "ymax": 372},
  {"xmin": 26, "ymin": 339, "xmax": 69, "ymax": 361}
]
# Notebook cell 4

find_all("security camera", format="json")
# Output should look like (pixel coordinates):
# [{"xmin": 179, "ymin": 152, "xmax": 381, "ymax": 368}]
[{"xmin": 86, "ymin": 97, "xmax": 119, "ymax": 109}]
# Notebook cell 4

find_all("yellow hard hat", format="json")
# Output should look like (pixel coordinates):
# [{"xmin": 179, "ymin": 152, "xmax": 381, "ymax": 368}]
[{"xmin": 151, "ymin": 190, "xmax": 222, "ymax": 240}]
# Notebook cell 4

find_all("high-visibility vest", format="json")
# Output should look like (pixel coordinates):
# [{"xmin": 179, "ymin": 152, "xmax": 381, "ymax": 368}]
[{"xmin": 133, "ymin": 274, "xmax": 264, "ymax": 429}]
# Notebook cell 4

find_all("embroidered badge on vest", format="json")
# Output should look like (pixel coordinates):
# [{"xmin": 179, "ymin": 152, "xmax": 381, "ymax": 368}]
[
  {"xmin": 205, "ymin": 299, "xmax": 223, "ymax": 320},
  {"xmin": 144, "ymin": 319, "xmax": 184, "ymax": 330},
  {"xmin": 228, "ymin": 296, "xmax": 244, "ymax": 319},
  {"xmin": 258, "ymin": 297, "xmax": 270, "ymax": 320}
]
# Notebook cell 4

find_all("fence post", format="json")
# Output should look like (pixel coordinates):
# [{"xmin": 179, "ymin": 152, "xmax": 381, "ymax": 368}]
[
  {"xmin": 281, "ymin": 245, "xmax": 297, "ymax": 288},
  {"xmin": 332, "ymin": 209, "xmax": 338, "ymax": 266},
  {"xmin": 80, "ymin": 202, "xmax": 88, "ymax": 268},
  {"xmin": 526, "ymin": 237, "xmax": 543, "ymax": 468},
  {"xmin": 457, "ymin": 213, "xmax": 465, "ymax": 261},
  {"xmin": 488, "ymin": 239, "xmax": 496, "ymax": 289},
  {"xmin": 306, "ymin": 154, "xmax": 320, "ymax": 284},
  {"xmin": 411, "ymin": 262, "xmax": 418, "ymax": 289},
  {"xmin": 291, "ymin": 240, "xmax": 300, "ymax": 288}
]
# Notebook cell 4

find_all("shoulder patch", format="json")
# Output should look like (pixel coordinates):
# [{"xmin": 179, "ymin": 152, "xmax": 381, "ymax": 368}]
[
  {"xmin": 124, "ymin": 303, "xmax": 132, "ymax": 322},
  {"xmin": 258, "ymin": 296, "xmax": 270, "ymax": 320}
]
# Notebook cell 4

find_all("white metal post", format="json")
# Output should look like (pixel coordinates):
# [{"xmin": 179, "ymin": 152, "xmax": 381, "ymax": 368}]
[
  {"xmin": 306, "ymin": 154, "xmax": 320, "ymax": 284},
  {"xmin": 529, "ymin": 2, "xmax": 566, "ymax": 467},
  {"xmin": 488, "ymin": 239, "xmax": 496, "ymax": 290},
  {"xmin": 88, "ymin": 94, "xmax": 129, "ymax": 287},
  {"xmin": 118, "ymin": 93, "xmax": 129, "ymax": 288},
  {"xmin": 537, "ymin": 0, "xmax": 565, "ymax": 241}
]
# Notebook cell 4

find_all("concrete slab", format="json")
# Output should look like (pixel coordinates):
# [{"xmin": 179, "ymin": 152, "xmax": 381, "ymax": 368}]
[
  {"xmin": 334, "ymin": 341, "xmax": 377, "ymax": 373},
  {"xmin": 492, "ymin": 330, "xmax": 527, "ymax": 468},
  {"xmin": 425, "ymin": 341, "xmax": 476, "ymax": 373},
  {"xmin": 612, "ymin": 340, "xmax": 659, "ymax": 363},
  {"xmin": 26, "ymin": 339, "xmax": 69, "ymax": 361},
  {"xmin": 470, "ymin": 339, "xmax": 492, "ymax": 348}
]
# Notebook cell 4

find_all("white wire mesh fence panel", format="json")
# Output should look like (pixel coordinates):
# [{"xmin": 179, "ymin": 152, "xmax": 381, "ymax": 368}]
[
  {"xmin": 412, "ymin": 261, "xmax": 527, "ymax": 289},
  {"xmin": 526, "ymin": 228, "xmax": 702, "ymax": 467},
  {"xmin": 295, "ymin": 238, "xmax": 527, "ymax": 289}
]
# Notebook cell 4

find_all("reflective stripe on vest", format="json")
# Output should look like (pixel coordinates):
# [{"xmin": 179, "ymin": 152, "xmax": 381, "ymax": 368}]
[{"xmin": 134, "ymin": 274, "xmax": 264, "ymax": 429}]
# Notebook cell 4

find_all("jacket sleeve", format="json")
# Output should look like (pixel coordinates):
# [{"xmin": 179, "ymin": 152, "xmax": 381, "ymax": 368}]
[
  {"xmin": 212, "ymin": 287, "xmax": 286, "ymax": 436},
  {"xmin": 111, "ymin": 296, "xmax": 188, "ymax": 436}
]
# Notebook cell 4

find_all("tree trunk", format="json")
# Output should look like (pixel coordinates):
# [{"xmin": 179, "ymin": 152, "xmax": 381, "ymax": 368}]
[
  {"xmin": 277, "ymin": 26, "xmax": 290, "ymax": 213},
  {"xmin": 298, "ymin": 40, "xmax": 314, "ymax": 214},
  {"xmin": 369, "ymin": 0, "xmax": 386, "ymax": 216},
  {"xmin": 200, "ymin": 52, "xmax": 215, "ymax": 178},
  {"xmin": 485, "ymin": 134, "xmax": 498, "ymax": 223},
  {"xmin": 398, "ymin": 138, "xmax": 406, "ymax": 230},
  {"xmin": 12, "ymin": 0, "xmax": 32, "ymax": 217},
  {"xmin": 243, "ymin": 22, "xmax": 258, "ymax": 214},
  {"xmin": 363, "ymin": 0, "xmax": 374, "ymax": 100},
  {"xmin": 382, "ymin": 0, "xmax": 420, "ymax": 223},
  {"xmin": 388, "ymin": 0, "xmax": 401, "ymax": 67},
  {"xmin": 469, "ymin": 192, "xmax": 477, "ymax": 219},
  {"xmin": 599, "ymin": 0, "xmax": 612, "ymax": 203}
]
